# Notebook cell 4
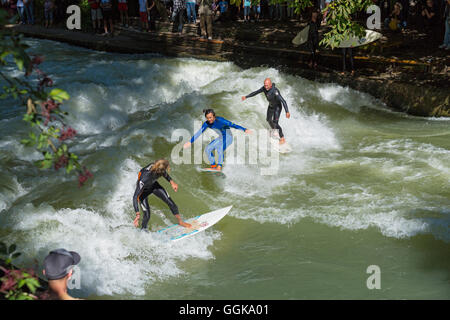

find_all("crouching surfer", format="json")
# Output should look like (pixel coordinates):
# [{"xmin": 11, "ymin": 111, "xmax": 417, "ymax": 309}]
[{"xmin": 133, "ymin": 159, "xmax": 192, "ymax": 229}]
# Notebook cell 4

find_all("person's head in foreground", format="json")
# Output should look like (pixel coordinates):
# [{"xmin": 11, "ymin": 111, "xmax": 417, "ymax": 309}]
[{"xmin": 43, "ymin": 248, "xmax": 81, "ymax": 300}]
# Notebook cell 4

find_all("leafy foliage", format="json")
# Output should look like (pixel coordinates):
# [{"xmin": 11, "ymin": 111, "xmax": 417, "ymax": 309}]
[
  {"xmin": 319, "ymin": 0, "xmax": 373, "ymax": 48},
  {"xmin": 0, "ymin": 8, "xmax": 92, "ymax": 186},
  {"xmin": 0, "ymin": 242, "xmax": 41, "ymax": 300}
]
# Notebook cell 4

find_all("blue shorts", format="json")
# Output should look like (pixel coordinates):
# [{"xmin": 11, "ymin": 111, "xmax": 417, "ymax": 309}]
[{"xmin": 44, "ymin": 10, "xmax": 53, "ymax": 21}]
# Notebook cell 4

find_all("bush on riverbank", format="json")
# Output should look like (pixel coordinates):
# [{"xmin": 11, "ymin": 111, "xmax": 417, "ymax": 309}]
[{"xmin": 0, "ymin": 243, "xmax": 41, "ymax": 300}]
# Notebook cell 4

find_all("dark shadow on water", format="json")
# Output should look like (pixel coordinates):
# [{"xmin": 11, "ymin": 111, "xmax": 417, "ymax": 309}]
[{"xmin": 407, "ymin": 208, "xmax": 450, "ymax": 278}]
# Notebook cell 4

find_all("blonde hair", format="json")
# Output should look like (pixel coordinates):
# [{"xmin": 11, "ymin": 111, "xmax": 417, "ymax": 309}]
[{"xmin": 151, "ymin": 159, "xmax": 170, "ymax": 174}]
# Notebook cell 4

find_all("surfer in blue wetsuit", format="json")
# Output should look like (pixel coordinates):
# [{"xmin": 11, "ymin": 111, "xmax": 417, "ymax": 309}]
[
  {"xmin": 241, "ymin": 78, "xmax": 290, "ymax": 145},
  {"xmin": 133, "ymin": 159, "xmax": 192, "ymax": 230},
  {"xmin": 183, "ymin": 109, "xmax": 251, "ymax": 171}
]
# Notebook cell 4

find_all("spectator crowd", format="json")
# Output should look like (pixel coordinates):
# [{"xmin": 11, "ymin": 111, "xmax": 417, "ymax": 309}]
[{"xmin": 0, "ymin": 1, "xmax": 448, "ymax": 50}]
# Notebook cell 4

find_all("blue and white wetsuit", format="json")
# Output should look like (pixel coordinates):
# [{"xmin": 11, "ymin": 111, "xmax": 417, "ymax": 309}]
[{"xmin": 190, "ymin": 116, "xmax": 247, "ymax": 167}]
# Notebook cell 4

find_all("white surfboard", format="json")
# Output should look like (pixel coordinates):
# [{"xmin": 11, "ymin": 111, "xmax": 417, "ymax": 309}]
[
  {"xmin": 199, "ymin": 167, "xmax": 224, "ymax": 173},
  {"xmin": 270, "ymin": 137, "xmax": 292, "ymax": 153},
  {"xmin": 338, "ymin": 29, "xmax": 382, "ymax": 48},
  {"xmin": 157, "ymin": 206, "xmax": 232, "ymax": 242},
  {"xmin": 269, "ymin": 130, "xmax": 292, "ymax": 153},
  {"xmin": 292, "ymin": 25, "xmax": 310, "ymax": 47}
]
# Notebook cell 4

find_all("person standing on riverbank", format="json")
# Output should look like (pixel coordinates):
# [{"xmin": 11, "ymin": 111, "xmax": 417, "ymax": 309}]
[
  {"xmin": 23, "ymin": 0, "xmax": 34, "ymax": 25},
  {"xmin": 241, "ymin": 78, "xmax": 290, "ymax": 145},
  {"xmin": 172, "ymin": 0, "xmax": 186, "ymax": 35},
  {"xmin": 118, "ymin": 0, "xmax": 129, "ymax": 28},
  {"xmin": 133, "ymin": 159, "xmax": 192, "ymax": 229},
  {"xmin": 16, "ymin": 0, "xmax": 25, "ymax": 24},
  {"xmin": 42, "ymin": 249, "xmax": 81, "ymax": 300},
  {"xmin": 43, "ymin": 0, "xmax": 53, "ymax": 28},
  {"xmin": 199, "ymin": 0, "xmax": 213, "ymax": 39},
  {"xmin": 307, "ymin": 9, "xmax": 320, "ymax": 69},
  {"xmin": 253, "ymin": 0, "xmax": 261, "ymax": 22},
  {"xmin": 384, "ymin": 2, "xmax": 403, "ymax": 31},
  {"xmin": 138, "ymin": 0, "xmax": 149, "ymax": 32},
  {"xmin": 88, "ymin": 0, "xmax": 102, "ymax": 34},
  {"xmin": 186, "ymin": 0, "xmax": 197, "ymax": 23},
  {"xmin": 421, "ymin": 0, "xmax": 438, "ymax": 35},
  {"xmin": 147, "ymin": 0, "xmax": 157, "ymax": 31},
  {"xmin": 341, "ymin": 47, "xmax": 355, "ymax": 76},
  {"xmin": 242, "ymin": 0, "xmax": 251, "ymax": 22},
  {"xmin": 217, "ymin": 0, "xmax": 228, "ymax": 22},
  {"xmin": 439, "ymin": 0, "xmax": 450, "ymax": 50},
  {"xmin": 100, "ymin": 0, "xmax": 114, "ymax": 36}
]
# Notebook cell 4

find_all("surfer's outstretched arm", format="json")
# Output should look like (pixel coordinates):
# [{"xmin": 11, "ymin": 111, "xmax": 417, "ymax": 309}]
[
  {"xmin": 190, "ymin": 121, "xmax": 208, "ymax": 144},
  {"xmin": 219, "ymin": 117, "xmax": 247, "ymax": 132},
  {"xmin": 242, "ymin": 86, "xmax": 264, "ymax": 100}
]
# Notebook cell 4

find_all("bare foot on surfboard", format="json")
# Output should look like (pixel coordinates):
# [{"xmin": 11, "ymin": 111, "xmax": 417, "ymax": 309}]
[{"xmin": 179, "ymin": 221, "xmax": 192, "ymax": 228}]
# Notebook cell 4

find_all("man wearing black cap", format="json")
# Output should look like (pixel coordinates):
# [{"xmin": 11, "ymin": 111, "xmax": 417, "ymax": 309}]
[{"xmin": 42, "ymin": 248, "xmax": 81, "ymax": 300}]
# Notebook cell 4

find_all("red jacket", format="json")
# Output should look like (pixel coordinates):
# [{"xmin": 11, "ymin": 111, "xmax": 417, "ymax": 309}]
[{"xmin": 88, "ymin": 0, "xmax": 99, "ymax": 9}]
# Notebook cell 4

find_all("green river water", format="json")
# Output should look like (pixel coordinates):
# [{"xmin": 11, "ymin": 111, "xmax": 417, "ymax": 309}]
[{"xmin": 0, "ymin": 39, "xmax": 448, "ymax": 299}]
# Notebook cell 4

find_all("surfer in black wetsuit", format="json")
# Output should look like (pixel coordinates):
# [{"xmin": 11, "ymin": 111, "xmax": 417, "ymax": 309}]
[
  {"xmin": 241, "ymin": 78, "xmax": 290, "ymax": 144},
  {"xmin": 132, "ymin": 159, "xmax": 192, "ymax": 229}
]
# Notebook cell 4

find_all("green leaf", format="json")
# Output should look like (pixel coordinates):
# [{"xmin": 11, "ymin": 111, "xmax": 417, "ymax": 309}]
[
  {"xmin": 17, "ymin": 293, "xmax": 34, "ymax": 300},
  {"xmin": 18, "ymin": 279, "xmax": 26, "ymax": 288},
  {"xmin": 14, "ymin": 57, "xmax": 24, "ymax": 71},
  {"xmin": 23, "ymin": 113, "xmax": 34, "ymax": 122},
  {"xmin": 26, "ymin": 279, "xmax": 40, "ymax": 293},
  {"xmin": 49, "ymin": 88, "xmax": 70, "ymax": 103},
  {"xmin": 40, "ymin": 159, "xmax": 53, "ymax": 169},
  {"xmin": 66, "ymin": 161, "xmax": 74, "ymax": 174},
  {"xmin": 20, "ymin": 139, "xmax": 31, "ymax": 146}
]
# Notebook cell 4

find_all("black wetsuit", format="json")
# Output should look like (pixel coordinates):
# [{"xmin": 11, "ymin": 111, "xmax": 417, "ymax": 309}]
[
  {"xmin": 132, "ymin": 163, "xmax": 178, "ymax": 229},
  {"xmin": 307, "ymin": 20, "xmax": 320, "ymax": 65},
  {"xmin": 245, "ymin": 83, "xmax": 289, "ymax": 138}
]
